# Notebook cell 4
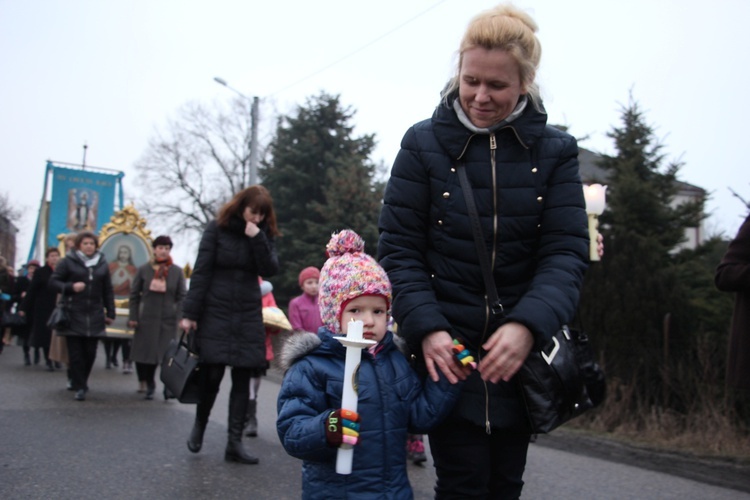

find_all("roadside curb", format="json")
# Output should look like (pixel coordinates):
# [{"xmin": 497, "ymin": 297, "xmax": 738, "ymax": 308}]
[{"xmin": 535, "ymin": 428, "xmax": 750, "ymax": 494}]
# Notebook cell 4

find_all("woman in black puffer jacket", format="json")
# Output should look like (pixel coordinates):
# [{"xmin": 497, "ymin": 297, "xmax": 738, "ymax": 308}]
[
  {"xmin": 180, "ymin": 185, "xmax": 280, "ymax": 465},
  {"xmin": 378, "ymin": 5, "xmax": 589, "ymax": 499},
  {"xmin": 50, "ymin": 231, "xmax": 115, "ymax": 401}
]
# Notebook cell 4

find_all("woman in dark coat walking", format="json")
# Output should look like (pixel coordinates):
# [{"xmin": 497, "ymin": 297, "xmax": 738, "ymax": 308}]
[
  {"xmin": 128, "ymin": 235, "xmax": 186, "ymax": 400},
  {"xmin": 180, "ymin": 185, "xmax": 280, "ymax": 464},
  {"xmin": 715, "ymin": 213, "xmax": 750, "ymax": 417},
  {"xmin": 50, "ymin": 231, "xmax": 116, "ymax": 401},
  {"xmin": 21, "ymin": 248, "xmax": 61, "ymax": 370}
]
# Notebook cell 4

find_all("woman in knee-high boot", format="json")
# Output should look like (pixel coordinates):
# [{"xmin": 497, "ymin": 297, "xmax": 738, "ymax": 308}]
[{"xmin": 180, "ymin": 186, "xmax": 280, "ymax": 465}]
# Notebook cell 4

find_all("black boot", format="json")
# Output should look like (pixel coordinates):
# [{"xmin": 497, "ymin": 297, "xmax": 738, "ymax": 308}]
[
  {"xmin": 225, "ymin": 396, "xmax": 259, "ymax": 464},
  {"xmin": 244, "ymin": 399, "xmax": 258, "ymax": 437},
  {"xmin": 187, "ymin": 390, "xmax": 217, "ymax": 453},
  {"xmin": 187, "ymin": 420, "xmax": 206, "ymax": 453},
  {"xmin": 23, "ymin": 351, "xmax": 31, "ymax": 366},
  {"xmin": 145, "ymin": 381, "xmax": 155, "ymax": 400}
]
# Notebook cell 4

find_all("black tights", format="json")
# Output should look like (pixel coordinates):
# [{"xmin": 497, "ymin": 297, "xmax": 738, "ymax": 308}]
[
  {"xmin": 103, "ymin": 338, "xmax": 131, "ymax": 362},
  {"xmin": 135, "ymin": 362, "xmax": 158, "ymax": 388},
  {"xmin": 195, "ymin": 364, "xmax": 253, "ymax": 425}
]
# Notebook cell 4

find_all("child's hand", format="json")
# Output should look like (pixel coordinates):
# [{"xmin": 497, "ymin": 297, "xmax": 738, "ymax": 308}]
[{"xmin": 326, "ymin": 409, "xmax": 360, "ymax": 447}]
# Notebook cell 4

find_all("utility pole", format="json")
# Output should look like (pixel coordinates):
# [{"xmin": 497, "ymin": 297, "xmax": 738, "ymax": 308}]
[{"xmin": 214, "ymin": 77, "xmax": 259, "ymax": 187}]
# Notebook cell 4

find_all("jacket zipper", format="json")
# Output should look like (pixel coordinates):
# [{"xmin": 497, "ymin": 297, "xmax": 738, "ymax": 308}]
[
  {"xmin": 480, "ymin": 133, "xmax": 499, "ymax": 435},
  {"xmin": 86, "ymin": 267, "xmax": 93, "ymax": 334}
]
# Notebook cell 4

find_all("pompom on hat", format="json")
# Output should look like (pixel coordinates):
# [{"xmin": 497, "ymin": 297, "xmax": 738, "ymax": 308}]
[
  {"xmin": 318, "ymin": 229, "xmax": 392, "ymax": 335},
  {"xmin": 298, "ymin": 266, "xmax": 320, "ymax": 287}
]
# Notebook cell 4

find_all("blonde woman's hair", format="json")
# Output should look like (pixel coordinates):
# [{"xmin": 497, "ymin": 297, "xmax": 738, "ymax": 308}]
[{"xmin": 443, "ymin": 4, "xmax": 542, "ymax": 109}]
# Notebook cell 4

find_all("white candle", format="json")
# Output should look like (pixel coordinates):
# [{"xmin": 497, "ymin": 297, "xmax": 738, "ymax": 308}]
[{"xmin": 334, "ymin": 319, "xmax": 375, "ymax": 475}]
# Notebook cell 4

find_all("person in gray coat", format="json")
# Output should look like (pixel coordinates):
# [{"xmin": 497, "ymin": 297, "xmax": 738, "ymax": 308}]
[
  {"xmin": 128, "ymin": 235, "xmax": 186, "ymax": 400},
  {"xmin": 180, "ymin": 185, "xmax": 280, "ymax": 465}
]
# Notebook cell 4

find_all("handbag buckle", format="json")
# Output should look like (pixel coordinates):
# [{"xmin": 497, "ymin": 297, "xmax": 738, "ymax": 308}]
[{"xmin": 541, "ymin": 336, "xmax": 560, "ymax": 365}]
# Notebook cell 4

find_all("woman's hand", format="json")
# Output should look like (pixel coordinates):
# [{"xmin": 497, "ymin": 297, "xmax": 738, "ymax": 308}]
[
  {"xmin": 477, "ymin": 322, "xmax": 534, "ymax": 384},
  {"xmin": 245, "ymin": 221, "xmax": 260, "ymax": 237},
  {"xmin": 422, "ymin": 330, "xmax": 472, "ymax": 384},
  {"xmin": 180, "ymin": 318, "xmax": 197, "ymax": 332},
  {"xmin": 596, "ymin": 231, "xmax": 605, "ymax": 259},
  {"xmin": 72, "ymin": 282, "xmax": 86, "ymax": 293},
  {"xmin": 104, "ymin": 317, "xmax": 114, "ymax": 325},
  {"xmin": 127, "ymin": 320, "xmax": 138, "ymax": 328}
]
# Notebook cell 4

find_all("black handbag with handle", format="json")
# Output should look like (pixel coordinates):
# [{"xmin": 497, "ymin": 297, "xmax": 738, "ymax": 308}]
[
  {"xmin": 455, "ymin": 161, "xmax": 605, "ymax": 434},
  {"xmin": 160, "ymin": 330, "xmax": 201, "ymax": 404},
  {"xmin": 46, "ymin": 297, "xmax": 71, "ymax": 331}
]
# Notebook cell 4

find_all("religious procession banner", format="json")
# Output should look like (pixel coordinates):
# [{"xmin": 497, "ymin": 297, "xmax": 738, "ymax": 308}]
[{"xmin": 45, "ymin": 162, "xmax": 123, "ymax": 249}]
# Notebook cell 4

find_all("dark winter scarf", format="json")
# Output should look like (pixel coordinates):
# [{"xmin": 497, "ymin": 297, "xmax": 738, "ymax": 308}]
[{"xmin": 153, "ymin": 256, "xmax": 173, "ymax": 280}]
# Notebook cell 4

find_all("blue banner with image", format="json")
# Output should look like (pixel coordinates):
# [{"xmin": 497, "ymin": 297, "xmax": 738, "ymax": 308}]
[{"xmin": 47, "ymin": 164, "xmax": 121, "ymax": 249}]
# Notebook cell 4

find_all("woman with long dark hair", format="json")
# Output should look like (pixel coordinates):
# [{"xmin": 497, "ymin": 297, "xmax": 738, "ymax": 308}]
[{"xmin": 180, "ymin": 185, "xmax": 280, "ymax": 464}]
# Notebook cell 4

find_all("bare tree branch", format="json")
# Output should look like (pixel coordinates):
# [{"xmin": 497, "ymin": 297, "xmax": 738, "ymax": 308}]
[{"xmin": 133, "ymin": 97, "xmax": 261, "ymax": 239}]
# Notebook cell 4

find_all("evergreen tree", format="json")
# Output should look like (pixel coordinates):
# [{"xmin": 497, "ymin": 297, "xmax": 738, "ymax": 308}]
[
  {"xmin": 580, "ymin": 97, "xmax": 705, "ymax": 404},
  {"xmin": 260, "ymin": 93, "xmax": 383, "ymax": 309}
]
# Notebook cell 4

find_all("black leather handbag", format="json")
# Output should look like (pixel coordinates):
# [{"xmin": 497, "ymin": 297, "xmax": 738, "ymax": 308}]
[
  {"xmin": 456, "ymin": 162, "xmax": 605, "ymax": 434},
  {"xmin": 517, "ymin": 325, "xmax": 605, "ymax": 433},
  {"xmin": 160, "ymin": 330, "xmax": 201, "ymax": 404},
  {"xmin": 46, "ymin": 298, "xmax": 71, "ymax": 331},
  {"xmin": 3, "ymin": 310, "xmax": 26, "ymax": 328}
]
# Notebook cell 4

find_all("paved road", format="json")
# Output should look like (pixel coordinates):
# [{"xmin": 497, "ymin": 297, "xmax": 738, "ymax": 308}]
[{"xmin": 1, "ymin": 343, "xmax": 748, "ymax": 499}]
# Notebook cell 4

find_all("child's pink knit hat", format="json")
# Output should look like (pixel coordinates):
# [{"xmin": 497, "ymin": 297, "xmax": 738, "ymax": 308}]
[{"xmin": 318, "ymin": 229, "xmax": 392, "ymax": 334}]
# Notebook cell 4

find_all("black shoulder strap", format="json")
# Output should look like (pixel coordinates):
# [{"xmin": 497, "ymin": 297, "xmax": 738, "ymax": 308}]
[{"xmin": 455, "ymin": 162, "xmax": 505, "ymax": 317}]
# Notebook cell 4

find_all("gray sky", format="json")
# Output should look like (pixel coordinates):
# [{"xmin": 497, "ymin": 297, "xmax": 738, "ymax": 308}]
[{"xmin": 2, "ymin": 0, "xmax": 748, "ymax": 266}]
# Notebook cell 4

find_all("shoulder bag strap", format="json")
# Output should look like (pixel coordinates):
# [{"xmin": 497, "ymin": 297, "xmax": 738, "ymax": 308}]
[{"xmin": 455, "ymin": 162, "xmax": 505, "ymax": 318}]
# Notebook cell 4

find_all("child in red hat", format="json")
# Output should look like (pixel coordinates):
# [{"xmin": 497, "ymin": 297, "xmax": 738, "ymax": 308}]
[{"xmin": 288, "ymin": 266, "xmax": 323, "ymax": 334}]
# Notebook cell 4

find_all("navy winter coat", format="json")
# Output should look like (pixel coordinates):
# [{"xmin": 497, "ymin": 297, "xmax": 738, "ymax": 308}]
[
  {"xmin": 378, "ymin": 95, "xmax": 589, "ymax": 430},
  {"xmin": 182, "ymin": 217, "xmax": 278, "ymax": 368},
  {"xmin": 49, "ymin": 252, "xmax": 116, "ymax": 337},
  {"xmin": 277, "ymin": 329, "xmax": 461, "ymax": 499}
]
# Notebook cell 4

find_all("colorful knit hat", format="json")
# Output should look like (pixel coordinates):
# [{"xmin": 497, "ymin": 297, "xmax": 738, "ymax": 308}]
[
  {"xmin": 318, "ymin": 229, "xmax": 392, "ymax": 335},
  {"xmin": 298, "ymin": 266, "xmax": 320, "ymax": 287}
]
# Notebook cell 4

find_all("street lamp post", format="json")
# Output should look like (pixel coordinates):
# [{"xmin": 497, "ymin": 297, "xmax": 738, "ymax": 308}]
[
  {"xmin": 213, "ymin": 77, "xmax": 259, "ymax": 187},
  {"xmin": 583, "ymin": 183, "xmax": 607, "ymax": 262}
]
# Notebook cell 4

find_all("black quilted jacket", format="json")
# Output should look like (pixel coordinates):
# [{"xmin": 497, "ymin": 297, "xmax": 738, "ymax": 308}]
[
  {"xmin": 378, "ymin": 95, "xmax": 589, "ymax": 430},
  {"xmin": 182, "ymin": 217, "xmax": 279, "ymax": 368},
  {"xmin": 49, "ymin": 252, "xmax": 115, "ymax": 337}
]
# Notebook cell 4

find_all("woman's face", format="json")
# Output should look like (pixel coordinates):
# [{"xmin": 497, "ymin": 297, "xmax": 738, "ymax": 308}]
[
  {"xmin": 46, "ymin": 251, "xmax": 61, "ymax": 268},
  {"xmin": 79, "ymin": 237, "xmax": 97, "ymax": 257},
  {"xmin": 154, "ymin": 244, "xmax": 171, "ymax": 261},
  {"xmin": 242, "ymin": 206, "xmax": 266, "ymax": 225},
  {"xmin": 458, "ymin": 47, "xmax": 526, "ymax": 128}
]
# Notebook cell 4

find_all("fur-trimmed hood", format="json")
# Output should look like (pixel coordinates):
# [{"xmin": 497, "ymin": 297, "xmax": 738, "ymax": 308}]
[
  {"xmin": 278, "ymin": 331, "xmax": 322, "ymax": 371},
  {"xmin": 278, "ymin": 328, "xmax": 410, "ymax": 372}
]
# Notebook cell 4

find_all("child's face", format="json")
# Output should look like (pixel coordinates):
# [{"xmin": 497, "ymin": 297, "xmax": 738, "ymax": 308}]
[
  {"xmin": 341, "ymin": 295, "xmax": 388, "ymax": 342},
  {"xmin": 301, "ymin": 278, "xmax": 319, "ymax": 297}
]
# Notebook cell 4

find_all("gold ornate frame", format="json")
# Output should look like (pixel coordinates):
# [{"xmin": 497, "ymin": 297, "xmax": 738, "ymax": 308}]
[{"xmin": 98, "ymin": 205, "xmax": 153, "ymax": 337}]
